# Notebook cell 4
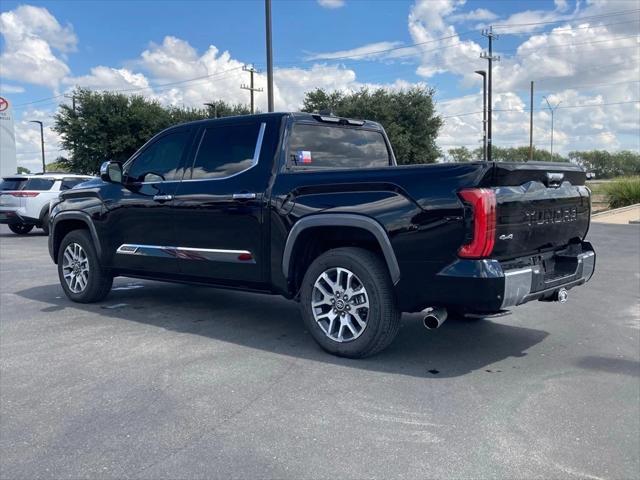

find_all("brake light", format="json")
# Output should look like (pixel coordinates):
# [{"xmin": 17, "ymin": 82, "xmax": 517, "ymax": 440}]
[
  {"xmin": 458, "ymin": 188, "xmax": 496, "ymax": 259},
  {"xmin": 10, "ymin": 191, "xmax": 39, "ymax": 197}
]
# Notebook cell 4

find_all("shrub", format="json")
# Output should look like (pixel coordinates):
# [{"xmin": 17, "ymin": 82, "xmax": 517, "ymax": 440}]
[{"xmin": 604, "ymin": 177, "xmax": 640, "ymax": 209}]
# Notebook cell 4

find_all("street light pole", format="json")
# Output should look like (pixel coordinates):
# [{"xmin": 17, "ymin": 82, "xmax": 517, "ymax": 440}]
[
  {"xmin": 29, "ymin": 120, "xmax": 45, "ymax": 173},
  {"xmin": 475, "ymin": 70, "xmax": 487, "ymax": 161},
  {"xmin": 543, "ymin": 96, "xmax": 561, "ymax": 159},
  {"xmin": 265, "ymin": 0, "xmax": 274, "ymax": 112}
]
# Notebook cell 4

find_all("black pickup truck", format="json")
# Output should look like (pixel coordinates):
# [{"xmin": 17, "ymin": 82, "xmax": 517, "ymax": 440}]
[{"xmin": 49, "ymin": 112, "xmax": 595, "ymax": 357}]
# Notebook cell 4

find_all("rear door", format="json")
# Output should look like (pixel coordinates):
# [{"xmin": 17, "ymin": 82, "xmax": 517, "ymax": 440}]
[
  {"xmin": 105, "ymin": 126, "xmax": 195, "ymax": 275},
  {"xmin": 172, "ymin": 119, "xmax": 270, "ymax": 285}
]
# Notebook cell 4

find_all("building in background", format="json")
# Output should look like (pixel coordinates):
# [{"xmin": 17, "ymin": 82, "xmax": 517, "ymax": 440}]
[{"xmin": 0, "ymin": 96, "xmax": 17, "ymax": 176}]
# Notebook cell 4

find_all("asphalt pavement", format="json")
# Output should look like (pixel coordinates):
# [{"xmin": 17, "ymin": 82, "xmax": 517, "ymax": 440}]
[{"xmin": 1, "ymin": 223, "xmax": 638, "ymax": 479}]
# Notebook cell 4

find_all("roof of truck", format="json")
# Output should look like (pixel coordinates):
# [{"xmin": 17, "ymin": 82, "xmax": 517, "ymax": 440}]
[{"xmin": 172, "ymin": 112, "xmax": 384, "ymax": 131}]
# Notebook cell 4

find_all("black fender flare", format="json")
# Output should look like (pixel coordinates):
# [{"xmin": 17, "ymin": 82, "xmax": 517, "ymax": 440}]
[
  {"xmin": 282, "ymin": 213, "xmax": 401, "ymax": 285},
  {"xmin": 38, "ymin": 203, "xmax": 50, "ymax": 225},
  {"xmin": 51, "ymin": 211, "xmax": 103, "ymax": 260}
]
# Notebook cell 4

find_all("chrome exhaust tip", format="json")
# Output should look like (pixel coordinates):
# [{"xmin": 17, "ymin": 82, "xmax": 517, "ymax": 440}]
[
  {"xmin": 422, "ymin": 307, "xmax": 448, "ymax": 330},
  {"xmin": 557, "ymin": 288, "xmax": 568, "ymax": 303}
]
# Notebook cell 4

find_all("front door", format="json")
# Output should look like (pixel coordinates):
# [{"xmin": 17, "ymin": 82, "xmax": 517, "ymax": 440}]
[
  {"xmin": 172, "ymin": 120, "xmax": 270, "ymax": 286},
  {"xmin": 106, "ymin": 127, "xmax": 194, "ymax": 275}
]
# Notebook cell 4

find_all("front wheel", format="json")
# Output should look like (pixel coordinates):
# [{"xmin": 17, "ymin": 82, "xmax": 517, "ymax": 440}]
[
  {"xmin": 299, "ymin": 247, "xmax": 401, "ymax": 358},
  {"xmin": 57, "ymin": 230, "xmax": 112, "ymax": 303},
  {"xmin": 8, "ymin": 223, "xmax": 34, "ymax": 235}
]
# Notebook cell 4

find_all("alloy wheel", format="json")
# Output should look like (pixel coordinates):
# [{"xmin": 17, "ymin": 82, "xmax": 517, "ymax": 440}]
[
  {"xmin": 62, "ymin": 243, "xmax": 90, "ymax": 293},
  {"xmin": 311, "ymin": 267, "xmax": 370, "ymax": 342}
]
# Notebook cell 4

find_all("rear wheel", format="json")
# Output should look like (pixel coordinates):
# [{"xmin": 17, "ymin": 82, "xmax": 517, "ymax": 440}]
[
  {"xmin": 8, "ymin": 223, "xmax": 34, "ymax": 235},
  {"xmin": 57, "ymin": 230, "xmax": 112, "ymax": 303},
  {"xmin": 299, "ymin": 247, "xmax": 401, "ymax": 358}
]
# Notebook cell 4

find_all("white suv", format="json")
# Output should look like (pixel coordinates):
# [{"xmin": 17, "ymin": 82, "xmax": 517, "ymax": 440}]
[{"xmin": 0, "ymin": 173, "xmax": 94, "ymax": 235}]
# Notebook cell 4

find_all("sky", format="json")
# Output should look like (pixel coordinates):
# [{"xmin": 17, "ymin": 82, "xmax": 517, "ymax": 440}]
[{"xmin": 0, "ymin": 0, "xmax": 638, "ymax": 172}]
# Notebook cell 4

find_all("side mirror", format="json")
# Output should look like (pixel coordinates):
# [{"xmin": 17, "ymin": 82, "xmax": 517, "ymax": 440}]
[{"xmin": 100, "ymin": 161, "xmax": 123, "ymax": 183}]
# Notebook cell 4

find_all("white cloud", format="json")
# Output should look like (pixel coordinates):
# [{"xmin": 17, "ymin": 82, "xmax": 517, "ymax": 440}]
[
  {"xmin": 447, "ymin": 8, "xmax": 498, "ymax": 23},
  {"xmin": 305, "ymin": 41, "xmax": 405, "ymax": 61},
  {"xmin": 66, "ymin": 66, "xmax": 151, "ymax": 91},
  {"xmin": 0, "ymin": 5, "xmax": 77, "ymax": 88},
  {"xmin": 0, "ymin": 84, "xmax": 25, "ymax": 94},
  {"xmin": 317, "ymin": 0, "xmax": 345, "ymax": 9}
]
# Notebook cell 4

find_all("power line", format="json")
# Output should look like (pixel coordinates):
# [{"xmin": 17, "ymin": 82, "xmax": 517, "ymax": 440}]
[
  {"xmin": 492, "ymin": 8, "xmax": 640, "ymax": 29},
  {"xmin": 440, "ymin": 100, "xmax": 640, "ymax": 119}
]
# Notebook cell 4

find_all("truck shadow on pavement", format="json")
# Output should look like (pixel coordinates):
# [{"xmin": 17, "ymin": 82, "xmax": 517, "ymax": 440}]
[{"xmin": 17, "ymin": 280, "xmax": 549, "ymax": 379}]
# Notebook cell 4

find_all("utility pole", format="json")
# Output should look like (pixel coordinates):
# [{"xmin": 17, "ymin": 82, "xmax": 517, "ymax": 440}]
[
  {"xmin": 203, "ymin": 102, "xmax": 218, "ymax": 118},
  {"xmin": 543, "ymin": 96, "xmax": 561, "ymax": 159},
  {"xmin": 480, "ymin": 26, "xmax": 499, "ymax": 162},
  {"xmin": 241, "ymin": 65, "xmax": 263, "ymax": 114},
  {"xmin": 475, "ymin": 70, "xmax": 487, "ymax": 161},
  {"xmin": 528, "ymin": 81, "xmax": 534, "ymax": 162},
  {"xmin": 265, "ymin": 0, "xmax": 274, "ymax": 112},
  {"xmin": 29, "ymin": 120, "xmax": 45, "ymax": 173},
  {"xmin": 64, "ymin": 93, "xmax": 76, "ymax": 112}
]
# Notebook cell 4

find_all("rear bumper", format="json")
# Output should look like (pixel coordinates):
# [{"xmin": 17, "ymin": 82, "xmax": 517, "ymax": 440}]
[
  {"xmin": 500, "ymin": 247, "xmax": 595, "ymax": 308},
  {"xmin": 0, "ymin": 209, "xmax": 38, "ymax": 225},
  {"xmin": 434, "ymin": 241, "xmax": 596, "ymax": 312}
]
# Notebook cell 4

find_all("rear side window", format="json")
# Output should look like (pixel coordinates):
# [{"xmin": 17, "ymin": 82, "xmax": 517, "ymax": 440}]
[
  {"xmin": 287, "ymin": 124, "xmax": 390, "ymax": 169},
  {"xmin": 0, "ymin": 178, "xmax": 27, "ymax": 191},
  {"xmin": 23, "ymin": 178, "xmax": 55, "ymax": 191},
  {"xmin": 190, "ymin": 123, "xmax": 262, "ymax": 180}
]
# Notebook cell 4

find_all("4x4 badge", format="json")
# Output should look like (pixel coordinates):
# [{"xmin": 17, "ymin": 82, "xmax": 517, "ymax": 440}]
[{"xmin": 499, "ymin": 234, "xmax": 513, "ymax": 240}]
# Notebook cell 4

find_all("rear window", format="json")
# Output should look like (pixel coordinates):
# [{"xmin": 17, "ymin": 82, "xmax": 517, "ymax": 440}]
[
  {"xmin": 61, "ymin": 178, "xmax": 89, "ymax": 190},
  {"xmin": 0, "ymin": 178, "xmax": 27, "ymax": 191},
  {"xmin": 287, "ymin": 124, "xmax": 390, "ymax": 169},
  {"xmin": 23, "ymin": 178, "xmax": 55, "ymax": 191}
]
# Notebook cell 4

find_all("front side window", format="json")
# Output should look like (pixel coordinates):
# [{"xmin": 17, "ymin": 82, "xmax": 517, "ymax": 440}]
[
  {"xmin": 190, "ymin": 123, "xmax": 262, "ymax": 180},
  {"xmin": 287, "ymin": 124, "xmax": 390, "ymax": 169},
  {"xmin": 23, "ymin": 178, "xmax": 55, "ymax": 191},
  {"xmin": 126, "ymin": 130, "xmax": 189, "ymax": 183}
]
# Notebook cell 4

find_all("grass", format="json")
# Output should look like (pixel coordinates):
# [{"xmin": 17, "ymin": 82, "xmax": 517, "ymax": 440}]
[{"xmin": 603, "ymin": 176, "xmax": 640, "ymax": 209}]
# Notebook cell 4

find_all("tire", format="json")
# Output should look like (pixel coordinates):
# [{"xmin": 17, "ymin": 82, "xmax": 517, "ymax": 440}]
[
  {"xmin": 299, "ymin": 247, "xmax": 401, "ymax": 358},
  {"xmin": 57, "ymin": 229, "xmax": 112, "ymax": 303},
  {"xmin": 8, "ymin": 223, "xmax": 34, "ymax": 235}
]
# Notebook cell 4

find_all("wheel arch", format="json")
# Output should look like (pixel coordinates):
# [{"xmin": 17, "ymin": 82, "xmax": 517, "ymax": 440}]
[
  {"xmin": 282, "ymin": 214, "xmax": 400, "ymax": 291},
  {"xmin": 51, "ymin": 212, "xmax": 103, "ymax": 264}
]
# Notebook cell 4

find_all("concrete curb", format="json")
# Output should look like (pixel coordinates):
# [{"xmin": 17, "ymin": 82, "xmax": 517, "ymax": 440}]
[{"xmin": 591, "ymin": 203, "xmax": 640, "ymax": 217}]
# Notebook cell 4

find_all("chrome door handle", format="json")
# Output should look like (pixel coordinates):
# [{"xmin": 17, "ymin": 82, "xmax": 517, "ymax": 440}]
[
  {"xmin": 153, "ymin": 194, "xmax": 173, "ymax": 202},
  {"xmin": 232, "ymin": 192, "xmax": 257, "ymax": 200}
]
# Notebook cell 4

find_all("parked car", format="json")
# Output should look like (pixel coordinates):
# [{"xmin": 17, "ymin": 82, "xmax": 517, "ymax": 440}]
[
  {"xmin": 0, "ymin": 173, "xmax": 94, "ymax": 235},
  {"xmin": 48, "ymin": 113, "xmax": 595, "ymax": 357}
]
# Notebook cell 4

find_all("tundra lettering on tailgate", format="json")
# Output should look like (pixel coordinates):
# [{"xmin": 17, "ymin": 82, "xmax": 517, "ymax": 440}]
[{"xmin": 525, "ymin": 206, "xmax": 578, "ymax": 226}]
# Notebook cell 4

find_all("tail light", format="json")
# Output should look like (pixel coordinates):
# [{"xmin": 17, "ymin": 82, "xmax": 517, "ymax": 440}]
[
  {"xmin": 458, "ymin": 188, "xmax": 496, "ymax": 259},
  {"xmin": 10, "ymin": 191, "xmax": 39, "ymax": 197}
]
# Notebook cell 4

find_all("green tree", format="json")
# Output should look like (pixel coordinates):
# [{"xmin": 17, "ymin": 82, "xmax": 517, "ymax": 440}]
[
  {"xmin": 448, "ymin": 146, "xmax": 474, "ymax": 162},
  {"xmin": 54, "ymin": 88, "xmax": 250, "ymax": 174},
  {"xmin": 568, "ymin": 150, "xmax": 640, "ymax": 178},
  {"xmin": 302, "ymin": 87, "xmax": 443, "ymax": 164},
  {"xmin": 16, "ymin": 166, "xmax": 31, "ymax": 174},
  {"xmin": 45, "ymin": 156, "xmax": 69, "ymax": 172}
]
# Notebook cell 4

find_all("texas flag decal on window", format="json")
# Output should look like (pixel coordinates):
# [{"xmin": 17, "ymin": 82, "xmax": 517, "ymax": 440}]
[{"xmin": 296, "ymin": 150, "xmax": 313, "ymax": 164}]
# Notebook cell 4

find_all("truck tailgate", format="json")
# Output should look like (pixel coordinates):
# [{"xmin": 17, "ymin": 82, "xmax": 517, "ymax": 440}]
[{"xmin": 488, "ymin": 163, "xmax": 590, "ymax": 260}]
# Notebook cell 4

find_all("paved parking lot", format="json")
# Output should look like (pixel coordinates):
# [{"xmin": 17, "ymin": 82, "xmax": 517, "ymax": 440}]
[{"xmin": 1, "ymin": 223, "xmax": 638, "ymax": 479}]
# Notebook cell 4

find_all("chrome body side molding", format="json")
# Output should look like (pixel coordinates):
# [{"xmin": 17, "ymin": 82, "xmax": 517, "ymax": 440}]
[{"xmin": 116, "ymin": 244, "xmax": 255, "ymax": 264}]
